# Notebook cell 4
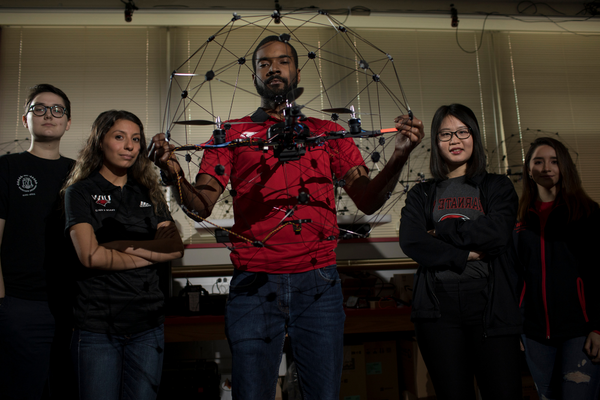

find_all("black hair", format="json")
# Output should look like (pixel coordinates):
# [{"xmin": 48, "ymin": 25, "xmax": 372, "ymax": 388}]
[
  {"xmin": 24, "ymin": 84, "xmax": 71, "ymax": 119},
  {"xmin": 252, "ymin": 35, "xmax": 299, "ymax": 72},
  {"xmin": 429, "ymin": 103, "xmax": 486, "ymax": 180}
]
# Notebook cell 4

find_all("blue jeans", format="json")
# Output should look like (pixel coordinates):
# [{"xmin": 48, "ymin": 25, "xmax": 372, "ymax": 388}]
[
  {"xmin": 522, "ymin": 335, "xmax": 600, "ymax": 400},
  {"xmin": 71, "ymin": 325, "xmax": 165, "ymax": 400},
  {"xmin": 225, "ymin": 266, "xmax": 345, "ymax": 400},
  {"xmin": 0, "ymin": 296, "xmax": 54, "ymax": 400}
]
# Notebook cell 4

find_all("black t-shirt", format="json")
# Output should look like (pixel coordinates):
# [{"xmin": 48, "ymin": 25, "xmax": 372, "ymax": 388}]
[
  {"xmin": 433, "ymin": 175, "xmax": 490, "ymax": 282},
  {"xmin": 0, "ymin": 151, "xmax": 74, "ymax": 301},
  {"xmin": 64, "ymin": 170, "xmax": 172, "ymax": 334}
]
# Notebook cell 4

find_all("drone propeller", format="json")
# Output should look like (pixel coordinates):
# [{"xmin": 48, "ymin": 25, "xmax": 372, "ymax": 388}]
[
  {"xmin": 174, "ymin": 120, "xmax": 265, "ymax": 126},
  {"xmin": 174, "ymin": 119, "xmax": 215, "ymax": 126},
  {"xmin": 321, "ymin": 107, "xmax": 379, "ymax": 116},
  {"xmin": 321, "ymin": 107, "xmax": 353, "ymax": 114}
]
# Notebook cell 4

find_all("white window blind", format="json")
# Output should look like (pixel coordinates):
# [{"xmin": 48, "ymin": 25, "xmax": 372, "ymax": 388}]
[
  {"xmin": 0, "ymin": 26, "xmax": 167, "ymax": 160},
  {"xmin": 2, "ymin": 25, "xmax": 598, "ymax": 246},
  {"xmin": 493, "ymin": 31, "xmax": 600, "ymax": 202}
]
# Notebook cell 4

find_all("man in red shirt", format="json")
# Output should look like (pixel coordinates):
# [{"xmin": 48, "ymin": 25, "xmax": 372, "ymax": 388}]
[{"xmin": 151, "ymin": 35, "xmax": 424, "ymax": 399}]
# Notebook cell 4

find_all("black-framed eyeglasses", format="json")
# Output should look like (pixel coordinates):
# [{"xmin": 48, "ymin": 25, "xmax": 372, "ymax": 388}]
[
  {"xmin": 438, "ymin": 128, "xmax": 471, "ymax": 142},
  {"xmin": 28, "ymin": 104, "xmax": 68, "ymax": 118}
]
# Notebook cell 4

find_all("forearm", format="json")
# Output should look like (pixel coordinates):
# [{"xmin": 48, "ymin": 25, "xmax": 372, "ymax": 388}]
[
  {"xmin": 436, "ymin": 177, "xmax": 518, "ymax": 255},
  {"xmin": 362, "ymin": 150, "xmax": 408, "ymax": 213},
  {"xmin": 400, "ymin": 189, "xmax": 469, "ymax": 272},
  {"xmin": 163, "ymin": 168, "xmax": 218, "ymax": 221},
  {"xmin": 347, "ymin": 150, "xmax": 409, "ymax": 215},
  {"xmin": 81, "ymin": 245, "xmax": 152, "ymax": 270},
  {"xmin": 70, "ymin": 223, "xmax": 151, "ymax": 270},
  {"xmin": 103, "ymin": 238, "xmax": 184, "ymax": 263}
]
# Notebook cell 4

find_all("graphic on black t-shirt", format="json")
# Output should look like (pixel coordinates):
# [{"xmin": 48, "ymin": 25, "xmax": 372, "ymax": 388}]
[
  {"xmin": 436, "ymin": 196, "xmax": 484, "ymax": 213},
  {"xmin": 92, "ymin": 194, "xmax": 112, "ymax": 207},
  {"xmin": 17, "ymin": 174, "xmax": 38, "ymax": 194},
  {"xmin": 438, "ymin": 213, "xmax": 469, "ymax": 222}
]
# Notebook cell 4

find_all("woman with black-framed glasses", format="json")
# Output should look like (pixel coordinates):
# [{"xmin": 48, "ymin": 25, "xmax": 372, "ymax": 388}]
[{"xmin": 399, "ymin": 103, "xmax": 523, "ymax": 399}]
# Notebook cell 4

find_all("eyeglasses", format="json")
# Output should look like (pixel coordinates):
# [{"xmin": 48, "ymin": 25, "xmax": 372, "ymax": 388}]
[
  {"xmin": 438, "ymin": 128, "xmax": 471, "ymax": 142},
  {"xmin": 28, "ymin": 104, "xmax": 68, "ymax": 118}
]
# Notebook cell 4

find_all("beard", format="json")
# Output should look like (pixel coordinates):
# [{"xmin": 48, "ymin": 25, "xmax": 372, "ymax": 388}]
[{"xmin": 255, "ymin": 75, "xmax": 298, "ymax": 106}]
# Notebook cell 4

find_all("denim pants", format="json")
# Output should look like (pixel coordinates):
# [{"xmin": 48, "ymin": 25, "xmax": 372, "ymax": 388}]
[
  {"xmin": 71, "ymin": 325, "xmax": 165, "ymax": 400},
  {"xmin": 225, "ymin": 265, "xmax": 345, "ymax": 400},
  {"xmin": 522, "ymin": 335, "xmax": 600, "ymax": 400},
  {"xmin": 414, "ymin": 279, "xmax": 523, "ymax": 400},
  {"xmin": 0, "ymin": 296, "xmax": 54, "ymax": 400}
]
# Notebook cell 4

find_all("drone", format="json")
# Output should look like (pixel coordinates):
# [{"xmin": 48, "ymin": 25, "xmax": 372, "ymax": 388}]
[{"xmin": 171, "ymin": 93, "xmax": 411, "ymax": 164}]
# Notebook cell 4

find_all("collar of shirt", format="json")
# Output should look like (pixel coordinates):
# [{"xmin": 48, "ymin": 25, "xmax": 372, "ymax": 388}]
[
  {"xmin": 89, "ymin": 169, "xmax": 143, "ymax": 195},
  {"xmin": 250, "ymin": 107, "xmax": 307, "ymax": 123}
]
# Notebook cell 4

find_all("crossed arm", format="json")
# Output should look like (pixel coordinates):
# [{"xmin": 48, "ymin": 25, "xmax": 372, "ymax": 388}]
[{"xmin": 69, "ymin": 220, "xmax": 184, "ymax": 270}]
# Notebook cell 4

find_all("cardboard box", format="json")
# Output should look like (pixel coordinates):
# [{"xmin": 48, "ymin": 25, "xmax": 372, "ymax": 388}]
[
  {"xmin": 364, "ymin": 341, "xmax": 400, "ymax": 400},
  {"xmin": 521, "ymin": 375, "xmax": 539, "ymax": 400},
  {"xmin": 401, "ymin": 391, "xmax": 436, "ymax": 400},
  {"xmin": 340, "ymin": 345, "xmax": 367, "ymax": 400},
  {"xmin": 398, "ymin": 338, "xmax": 436, "ymax": 399}
]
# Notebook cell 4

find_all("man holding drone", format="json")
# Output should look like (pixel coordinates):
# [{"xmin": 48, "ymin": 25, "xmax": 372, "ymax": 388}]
[{"xmin": 150, "ymin": 34, "xmax": 423, "ymax": 399}]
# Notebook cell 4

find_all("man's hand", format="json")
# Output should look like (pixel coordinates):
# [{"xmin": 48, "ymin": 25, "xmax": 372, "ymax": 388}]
[
  {"xmin": 148, "ymin": 133, "xmax": 181, "ymax": 178},
  {"xmin": 393, "ymin": 114, "xmax": 425, "ymax": 155},
  {"xmin": 468, "ymin": 250, "xmax": 485, "ymax": 261}
]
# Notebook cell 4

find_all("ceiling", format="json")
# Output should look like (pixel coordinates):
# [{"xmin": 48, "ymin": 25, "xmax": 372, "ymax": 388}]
[
  {"xmin": 1, "ymin": 0, "xmax": 597, "ymax": 32},
  {"xmin": 0, "ymin": 0, "xmax": 595, "ymax": 15}
]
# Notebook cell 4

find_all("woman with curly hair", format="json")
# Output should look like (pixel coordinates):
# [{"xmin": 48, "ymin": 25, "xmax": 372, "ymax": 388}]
[
  {"xmin": 63, "ymin": 110, "xmax": 183, "ymax": 399},
  {"xmin": 517, "ymin": 137, "xmax": 600, "ymax": 399}
]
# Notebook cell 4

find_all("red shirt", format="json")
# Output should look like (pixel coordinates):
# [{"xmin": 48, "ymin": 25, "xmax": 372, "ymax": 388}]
[{"xmin": 199, "ymin": 108, "xmax": 366, "ymax": 273}]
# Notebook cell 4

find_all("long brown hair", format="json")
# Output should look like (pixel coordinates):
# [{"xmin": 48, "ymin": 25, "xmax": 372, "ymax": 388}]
[
  {"xmin": 63, "ymin": 110, "xmax": 167, "ymax": 215},
  {"xmin": 518, "ymin": 137, "xmax": 598, "ymax": 223}
]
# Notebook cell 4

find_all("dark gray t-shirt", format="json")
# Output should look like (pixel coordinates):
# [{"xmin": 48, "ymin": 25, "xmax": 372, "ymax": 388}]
[{"xmin": 433, "ymin": 175, "xmax": 489, "ymax": 282}]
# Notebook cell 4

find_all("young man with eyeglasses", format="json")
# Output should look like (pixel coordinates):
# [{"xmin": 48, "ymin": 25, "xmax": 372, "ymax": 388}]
[{"xmin": 0, "ymin": 84, "xmax": 75, "ymax": 399}]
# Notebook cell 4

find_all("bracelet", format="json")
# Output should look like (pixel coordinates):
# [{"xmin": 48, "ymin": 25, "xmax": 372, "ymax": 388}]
[{"xmin": 160, "ymin": 168, "xmax": 184, "ymax": 186}]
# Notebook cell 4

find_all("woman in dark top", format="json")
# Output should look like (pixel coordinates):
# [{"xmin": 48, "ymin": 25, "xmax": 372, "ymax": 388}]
[
  {"xmin": 400, "ymin": 104, "xmax": 522, "ymax": 399},
  {"xmin": 63, "ymin": 110, "xmax": 183, "ymax": 400},
  {"xmin": 516, "ymin": 137, "xmax": 600, "ymax": 399}
]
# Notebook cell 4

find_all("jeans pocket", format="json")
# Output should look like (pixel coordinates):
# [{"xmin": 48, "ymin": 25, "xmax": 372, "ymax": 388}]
[
  {"xmin": 316, "ymin": 264, "xmax": 340, "ymax": 284},
  {"xmin": 228, "ymin": 270, "xmax": 267, "ymax": 292}
]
